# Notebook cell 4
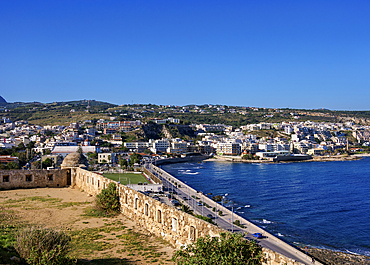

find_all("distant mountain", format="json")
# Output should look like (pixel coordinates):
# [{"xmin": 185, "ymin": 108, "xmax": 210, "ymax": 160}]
[{"xmin": 0, "ymin": 96, "xmax": 7, "ymax": 105}]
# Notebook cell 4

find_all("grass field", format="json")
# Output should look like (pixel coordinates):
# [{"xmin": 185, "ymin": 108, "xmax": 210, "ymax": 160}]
[{"xmin": 103, "ymin": 173, "xmax": 150, "ymax": 185}]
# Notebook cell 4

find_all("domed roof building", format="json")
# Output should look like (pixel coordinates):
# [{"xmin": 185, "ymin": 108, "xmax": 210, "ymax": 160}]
[{"xmin": 61, "ymin": 152, "xmax": 88, "ymax": 169}]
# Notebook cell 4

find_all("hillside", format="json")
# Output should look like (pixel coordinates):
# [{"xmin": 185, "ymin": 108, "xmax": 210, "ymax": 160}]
[
  {"xmin": 0, "ymin": 96, "xmax": 7, "ymax": 105},
  {"xmin": 1, "ymin": 100, "xmax": 370, "ymax": 127}
]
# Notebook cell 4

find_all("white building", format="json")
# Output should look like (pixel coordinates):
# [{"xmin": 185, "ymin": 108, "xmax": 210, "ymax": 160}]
[
  {"xmin": 98, "ymin": 153, "xmax": 116, "ymax": 164},
  {"xmin": 51, "ymin": 146, "xmax": 99, "ymax": 158},
  {"xmin": 150, "ymin": 139, "xmax": 170, "ymax": 153},
  {"xmin": 216, "ymin": 142, "xmax": 241, "ymax": 156}
]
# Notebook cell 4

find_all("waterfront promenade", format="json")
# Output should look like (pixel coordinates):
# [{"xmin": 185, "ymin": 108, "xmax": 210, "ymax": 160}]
[{"xmin": 144, "ymin": 162, "xmax": 322, "ymax": 265}]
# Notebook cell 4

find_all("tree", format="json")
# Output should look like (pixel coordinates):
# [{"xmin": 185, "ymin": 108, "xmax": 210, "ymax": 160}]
[
  {"xmin": 42, "ymin": 158, "xmax": 53, "ymax": 169},
  {"xmin": 77, "ymin": 146, "xmax": 83, "ymax": 154},
  {"xmin": 95, "ymin": 182, "xmax": 120, "ymax": 215},
  {"xmin": 26, "ymin": 141, "xmax": 35, "ymax": 150},
  {"xmin": 172, "ymin": 232, "xmax": 263, "ymax": 265},
  {"xmin": 129, "ymin": 152, "xmax": 142, "ymax": 165},
  {"xmin": 17, "ymin": 143, "xmax": 26, "ymax": 150},
  {"xmin": 44, "ymin": 149, "xmax": 51, "ymax": 155},
  {"xmin": 180, "ymin": 204, "xmax": 192, "ymax": 214},
  {"xmin": 6, "ymin": 161, "xmax": 20, "ymax": 169},
  {"xmin": 119, "ymin": 158, "xmax": 128, "ymax": 169}
]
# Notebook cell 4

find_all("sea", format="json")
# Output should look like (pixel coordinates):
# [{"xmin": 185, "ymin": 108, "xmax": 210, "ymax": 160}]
[{"xmin": 161, "ymin": 157, "xmax": 370, "ymax": 256}]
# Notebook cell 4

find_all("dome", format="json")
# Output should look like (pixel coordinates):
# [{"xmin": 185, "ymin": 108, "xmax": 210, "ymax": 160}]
[{"xmin": 61, "ymin": 152, "xmax": 88, "ymax": 169}]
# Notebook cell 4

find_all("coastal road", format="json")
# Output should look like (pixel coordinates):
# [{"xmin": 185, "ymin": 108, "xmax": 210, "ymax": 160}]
[{"xmin": 145, "ymin": 162, "xmax": 321, "ymax": 265}]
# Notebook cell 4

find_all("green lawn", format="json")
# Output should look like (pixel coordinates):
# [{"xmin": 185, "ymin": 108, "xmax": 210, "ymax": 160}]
[{"xmin": 103, "ymin": 173, "xmax": 150, "ymax": 185}]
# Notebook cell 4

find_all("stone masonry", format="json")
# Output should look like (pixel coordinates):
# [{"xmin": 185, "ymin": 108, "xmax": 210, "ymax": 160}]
[{"xmin": 0, "ymin": 166, "xmax": 307, "ymax": 265}]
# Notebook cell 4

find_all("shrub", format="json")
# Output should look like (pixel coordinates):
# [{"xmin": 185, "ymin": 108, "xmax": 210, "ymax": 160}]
[
  {"xmin": 95, "ymin": 182, "xmax": 120, "ymax": 216},
  {"xmin": 194, "ymin": 215, "xmax": 214, "ymax": 225},
  {"xmin": 15, "ymin": 227, "xmax": 75, "ymax": 265},
  {"xmin": 173, "ymin": 232, "xmax": 262, "ymax": 265}
]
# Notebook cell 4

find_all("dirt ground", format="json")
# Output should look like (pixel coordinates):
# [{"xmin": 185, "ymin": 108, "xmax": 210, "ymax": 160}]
[{"xmin": 0, "ymin": 187, "xmax": 176, "ymax": 265}]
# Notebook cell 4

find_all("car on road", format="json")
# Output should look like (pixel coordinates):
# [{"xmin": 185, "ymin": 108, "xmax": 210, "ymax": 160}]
[
  {"xmin": 206, "ymin": 214, "xmax": 214, "ymax": 219},
  {"xmin": 253, "ymin": 233, "xmax": 263, "ymax": 239},
  {"xmin": 197, "ymin": 202, "xmax": 202, "ymax": 206},
  {"xmin": 171, "ymin": 200, "xmax": 180, "ymax": 206},
  {"xmin": 152, "ymin": 196, "xmax": 161, "ymax": 202},
  {"xmin": 182, "ymin": 196, "xmax": 188, "ymax": 200}
]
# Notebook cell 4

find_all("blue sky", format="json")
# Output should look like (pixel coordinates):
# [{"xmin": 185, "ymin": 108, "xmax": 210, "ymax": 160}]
[{"xmin": 1, "ymin": 0, "xmax": 369, "ymax": 110}]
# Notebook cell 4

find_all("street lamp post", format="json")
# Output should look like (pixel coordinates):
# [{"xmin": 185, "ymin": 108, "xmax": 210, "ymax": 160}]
[
  {"xmin": 202, "ymin": 196, "xmax": 204, "ymax": 216},
  {"xmin": 231, "ymin": 206, "xmax": 234, "ymax": 232},
  {"xmin": 215, "ymin": 203, "xmax": 217, "ymax": 225}
]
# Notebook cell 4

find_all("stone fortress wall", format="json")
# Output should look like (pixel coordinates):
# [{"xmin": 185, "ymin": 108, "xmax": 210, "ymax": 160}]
[
  {"xmin": 1, "ymin": 167, "xmax": 309, "ymax": 265},
  {"xmin": 0, "ymin": 169, "xmax": 68, "ymax": 189}
]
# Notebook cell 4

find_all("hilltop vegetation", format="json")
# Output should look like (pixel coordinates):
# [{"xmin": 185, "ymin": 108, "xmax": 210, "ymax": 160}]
[{"xmin": 1, "ymin": 100, "xmax": 370, "ymax": 127}]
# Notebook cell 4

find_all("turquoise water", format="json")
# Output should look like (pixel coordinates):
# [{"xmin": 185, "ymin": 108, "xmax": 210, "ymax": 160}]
[{"xmin": 162, "ymin": 158, "xmax": 370, "ymax": 256}]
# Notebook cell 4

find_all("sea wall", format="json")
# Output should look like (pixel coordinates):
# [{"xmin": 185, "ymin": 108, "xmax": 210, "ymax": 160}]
[
  {"xmin": 154, "ymin": 155, "xmax": 209, "ymax": 165},
  {"xmin": 0, "ymin": 169, "xmax": 68, "ymax": 189}
]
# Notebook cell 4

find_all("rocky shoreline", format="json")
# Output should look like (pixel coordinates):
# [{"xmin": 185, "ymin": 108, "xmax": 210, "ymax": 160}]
[{"xmin": 305, "ymin": 248, "xmax": 370, "ymax": 265}]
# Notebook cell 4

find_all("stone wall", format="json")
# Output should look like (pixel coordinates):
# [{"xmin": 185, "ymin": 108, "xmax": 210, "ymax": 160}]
[
  {"xmin": 0, "ymin": 169, "xmax": 67, "ymax": 190},
  {"xmin": 154, "ymin": 155, "xmax": 209, "ymax": 165},
  {"xmin": 143, "ymin": 167, "xmax": 161, "ymax": 184},
  {"xmin": 72, "ymin": 167, "xmax": 224, "ymax": 248},
  {"xmin": 0, "ymin": 167, "xmax": 310, "ymax": 264},
  {"xmin": 72, "ymin": 168, "xmax": 308, "ymax": 264}
]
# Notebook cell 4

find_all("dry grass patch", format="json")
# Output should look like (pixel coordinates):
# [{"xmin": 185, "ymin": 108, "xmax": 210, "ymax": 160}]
[{"xmin": 0, "ymin": 187, "xmax": 175, "ymax": 265}]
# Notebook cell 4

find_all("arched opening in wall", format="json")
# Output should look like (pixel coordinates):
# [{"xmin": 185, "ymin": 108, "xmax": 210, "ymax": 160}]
[
  {"xmin": 172, "ymin": 217, "xmax": 178, "ymax": 232},
  {"xmin": 91, "ymin": 178, "xmax": 94, "ymax": 185},
  {"xmin": 97, "ymin": 180, "xmax": 100, "ymax": 188},
  {"xmin": 189, "ymin": 226, "xmax": 196, "ymax": 241},
  {"xmin": 125, "ymin": 194, "xmax": 128, "ymax": 204},
  {"xmin": 157, "ymin": 210, "xmax": 162, "ymax": 223},
  {"xmin": 134, "ymin": 198, "xmax": 138, "ymax": 210},
  {"xmin": 66, "ymin": 169, "xmax": 71, "ymax": 185},
  {"xmin": 144, "ymin": 203, "xmax": 149, "ymax": 216}
]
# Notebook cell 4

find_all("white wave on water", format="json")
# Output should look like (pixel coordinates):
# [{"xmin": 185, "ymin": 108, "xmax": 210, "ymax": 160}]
[
  {"xmin": 254, "ymin": 219, "xmax": 274, "ymax": 224},
  {"xmin": 277, "ymin": 233, "xmax": 284, "ymax": 237},
  {"xmin": 178, "ymin": 169, "xmax": 199, "ymax": 175},
  {"xmin": 183, "ymin": 172, "xmax": 199, "ymax": 175},
  {"xmin": 345, "ymin": 249, "xmax": 361, "ymax": 255},
  {"xmin": 245, "ymin": 205, "xmax": 251, "ymax": 208}
]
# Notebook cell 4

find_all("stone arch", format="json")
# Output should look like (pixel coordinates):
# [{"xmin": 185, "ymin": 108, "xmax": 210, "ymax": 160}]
[
  {"xmin": 172, "ymin": 217, "xmax": 178, "ymax": 232},
  {"xmin": 134, "ymin": 197, "xmax": 139, "ymax": 210},
  {"xmin": 189, "ymin": 226, "xmax": 196, "ymax": 241},
  {"xmin": 144, "ymin": 203, "xmax": 149, "ymax": 216},
  {"xmin": 157, "ymin": 209, "xmax": 162, "ymax": 223}
]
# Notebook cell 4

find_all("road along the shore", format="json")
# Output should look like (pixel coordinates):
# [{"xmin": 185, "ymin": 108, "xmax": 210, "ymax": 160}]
[{"xmin": 145, "ymin": 162, "xmax": 323, "ymax": 265}]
